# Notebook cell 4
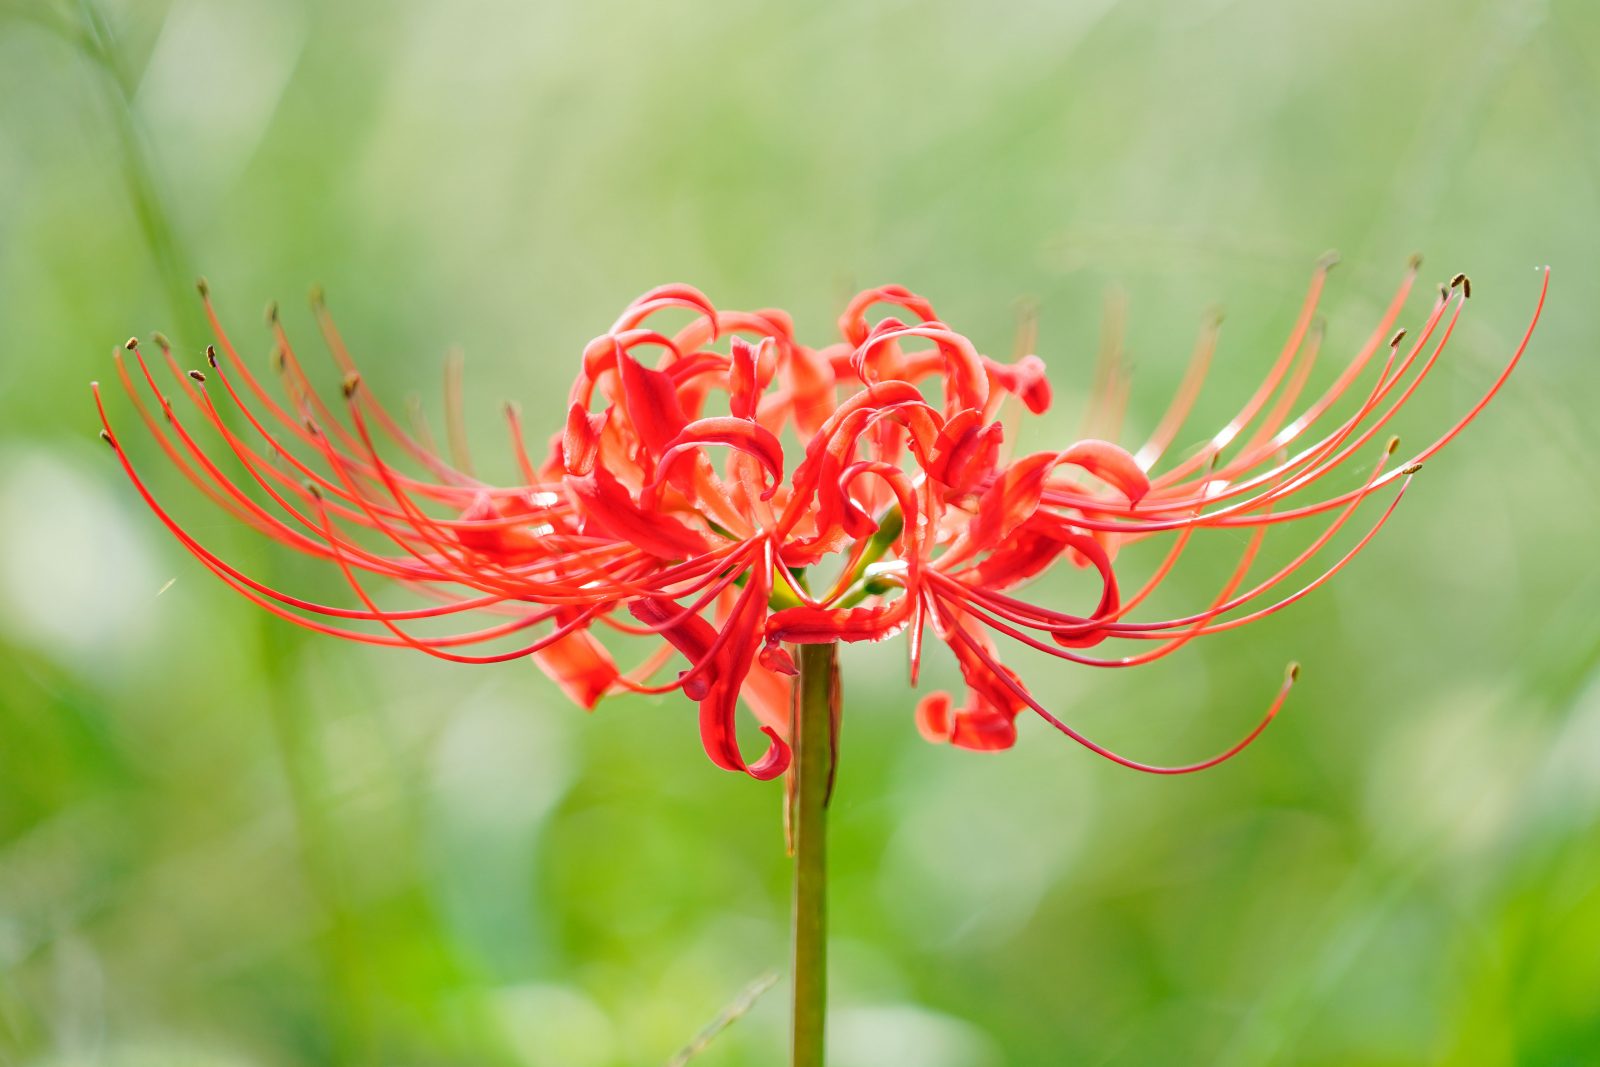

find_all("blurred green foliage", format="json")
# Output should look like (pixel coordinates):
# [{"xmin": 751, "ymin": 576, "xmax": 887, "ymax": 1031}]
[{"xmin": 3, "ymin": 0, "xmax": 1599, "ymax": 1063}]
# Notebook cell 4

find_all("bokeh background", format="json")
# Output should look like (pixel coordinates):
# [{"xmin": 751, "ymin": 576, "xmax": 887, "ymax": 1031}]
[{"xmin": 3, "ymin": 0, "xmax": 1598, "ymax": 1063}]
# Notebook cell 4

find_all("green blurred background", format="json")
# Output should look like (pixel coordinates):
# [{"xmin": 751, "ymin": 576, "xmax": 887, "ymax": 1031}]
[{"xmin": 3, "ymin": 0, "xmax": 1598, "ymax": 1063}]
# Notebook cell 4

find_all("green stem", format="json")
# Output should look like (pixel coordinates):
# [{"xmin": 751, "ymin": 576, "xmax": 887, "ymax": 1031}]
[{"xmin": 790, "ymin": 642, "xmax": 838, "ymax": 1067}]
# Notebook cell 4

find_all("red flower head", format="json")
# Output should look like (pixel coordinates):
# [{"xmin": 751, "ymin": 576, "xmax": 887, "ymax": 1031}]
[{"xmin": 96, "ymin": 263, "xmax": 1547, "ymax": 781}]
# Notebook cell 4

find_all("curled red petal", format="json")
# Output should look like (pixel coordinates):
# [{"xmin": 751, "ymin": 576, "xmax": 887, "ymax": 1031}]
[
  {"xmin": 612, "ymin": 283, "xmax": 719, "ymax": 336},
  {"xmin": 949, "ymin": 705, "xmax": 1019, "ymax": 750},
  {"xmin": 784, "ymin": 344, "xmax": 838, "ymax": 437},
  {"xmin": 918, "ymin": 608, "xmax": 1028, "ymax": 751},
  {"xmin": 970, "ymin": 515, "xmax": 1069, "ymax": 591},
  {"xmin": 839, "ymin": 284, "xmax": 939, "ymax": 346},
  {"xmin": 853, "ymin": 320, "xmax": 990, "ymax": 416},
  {"xmin": 971, "ymin": 441, "xmax": 1148, "ymax": 548},
  {"xmin": 704, "ymin": 560, "xmax": 791, "ymax": 779},
  {"xmin": 742, "ymin": 657, "xmax": 793, "ymax": 736},
  {"xmin": 574, "ymin": 334, "xmax": 621, "ymax": 402},
  {"xmin": 915, "ymin": 692, "xmax": 953, "ymax": 743},
  {"xmin": 741, "ymin": 725, "xmax": 792, "ymax": 780},
  {"xmin": 927, "ymin": 410, "xmax": 1004, "ymax": 495},
  {"xmin": 729, "ymin": 336, "xmax": 770, "ymax": 421},
  {"xmin": 768, "ymin": 597, "xmax": 911, "ymax": 644},
  {"xmin": 914, "ymin": 687, "xmax": 1019, "ymax": 751},
  {"xmin": 987, "ymin": 354, "xmax": 1052, "ymax": 414},
  {"xmin": 619, "ymin": 353, "xmax": 689, "ymax": 460},
  {"xmin": 629, "ymin": 596, "xmax": 722, "ymax": 698},
  {"xmin": 785, "ymin": 379, "xmax": 925, "ymax": 514},
  {"xmin": 1057, "ymin": 439, "xmax": 1149, "ymax": 504},
  {"xmin": 629, "ymin": 596, "xmax": 718, "ymax": 662},
  {"xmin": 566, "ymin": 465, "xmax": 706, "ymax": 559},
  {"xmin": 531, "ymin": 626, "xmax": 619, "ymax": 710},
  {"xmin": 563, "ymin": 403, "xmax": 606, "ymax": 476},
  {"xmin": 759, "ymin": 639, "xmax": 798, "ymax": 676},
  {"xmin": 970, "ymin": 452, "xmax": 1053, "ymax": 548},
  {"xmin": 454, "ymin": 490, "xmax": 557, "ymax": 560},
  {"xmin": 632, "ymin": 570, "xmax": 791, "ymax": 781},
  {"xmin": 652, "ymin": 416, "xmax": 786, "ymax": 501},
  {"xmin": 965, "ymin": 514, "xmax": 1120, "ymax": 647}
]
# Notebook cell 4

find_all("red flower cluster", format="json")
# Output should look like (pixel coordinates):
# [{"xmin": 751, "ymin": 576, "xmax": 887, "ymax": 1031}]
[{"xmin": 95, "ymin": 263, "xmax": 1547, "ymax": 780}]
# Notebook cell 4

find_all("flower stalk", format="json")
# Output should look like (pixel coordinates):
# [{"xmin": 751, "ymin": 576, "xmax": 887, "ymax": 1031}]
[{"xmin": 790, "ymin": 640, "xmax": 838, "ymax": 1067}]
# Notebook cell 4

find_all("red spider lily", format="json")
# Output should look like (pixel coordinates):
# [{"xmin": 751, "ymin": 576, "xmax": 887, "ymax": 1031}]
[{"xmin": 95, "ymin": 263, "xmax": 1548, "ymax": 781}]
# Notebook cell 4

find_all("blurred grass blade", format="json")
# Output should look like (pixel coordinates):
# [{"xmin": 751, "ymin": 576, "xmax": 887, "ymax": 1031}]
[{"xmin": 667, "ymin": 971, "xmax": 779, "ymax": 1067}]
